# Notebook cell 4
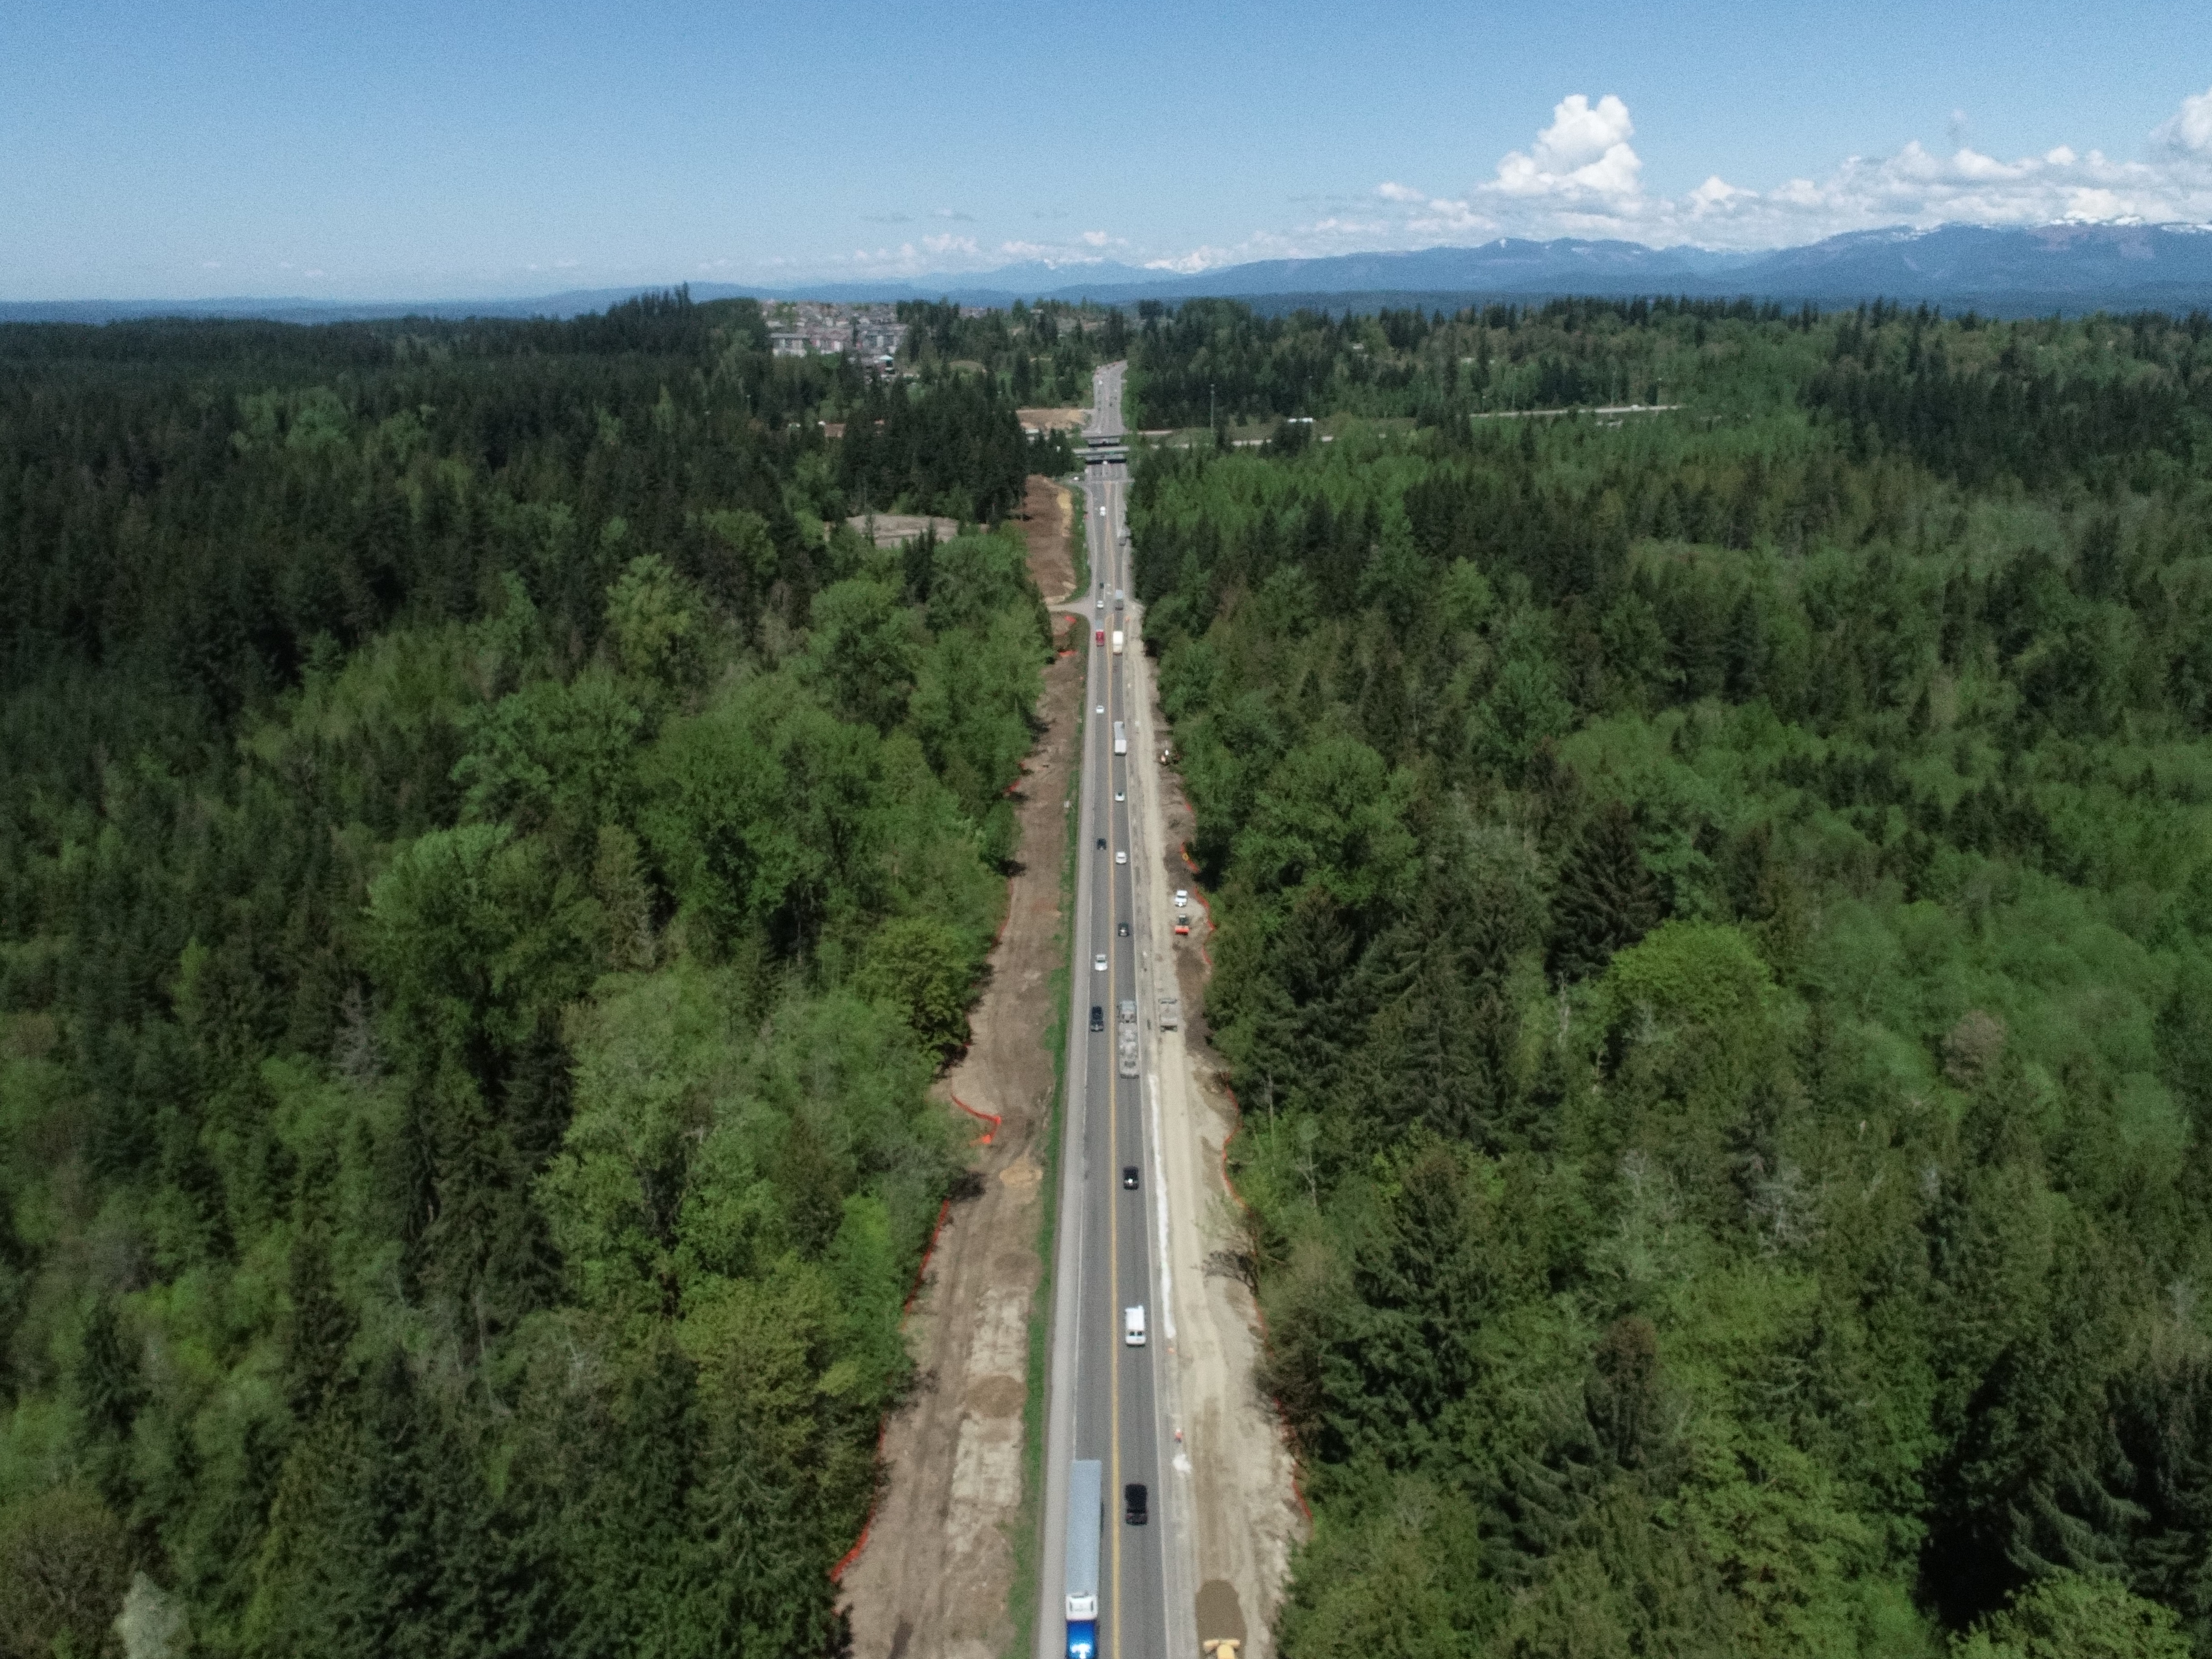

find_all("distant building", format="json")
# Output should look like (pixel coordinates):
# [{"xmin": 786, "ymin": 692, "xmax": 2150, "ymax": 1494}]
[{"xmin": 766, "ymin": 304, "xmax": 908, "ymax": 363}]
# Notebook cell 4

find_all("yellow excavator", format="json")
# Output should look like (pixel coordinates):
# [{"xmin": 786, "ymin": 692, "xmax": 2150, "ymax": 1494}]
[{"xmin": 1202, "ymin": 1643, "xmax": 1242, "ymax": 1658}]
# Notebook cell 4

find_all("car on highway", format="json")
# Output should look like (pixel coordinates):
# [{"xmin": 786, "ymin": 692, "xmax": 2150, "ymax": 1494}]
[
  {"xmin": 1093, "ymin": 953, "xmax": 1107, "ymax": 973},
  {"xmin": 1115, "ymin": 849, "xmax": 1127, "ymax": 865},
  {"xmin": 1114, "ymin": 788, "xmax": 1124, "ymax": 801},
  {"xmin": 1123, "ymin": 1306, "xmax": 1146, "ymax": 1346},
  {"xmin": 1090, "ymin": 1005, "xmax": 1104, "ymax": 1032},
  {"xmin": 1121, "ymin": 1165, "xmax": 1139, "ymax": 1189},
  {"xmin": 1096, "ymin": 836, "xmax": 1106, "ymax": 850},
  {"xmin": 1124, "ymin": 1483, "xmax": 1148, "ymax": 1526},
  {"xmin": 1174, "ymin": 889, "xmax": 1188, "ymax": 908},
  {"xmin": 1116, "ymin": 920, "xmax": 1129, "ymax": 937},
  {"xmin": 1095, "ymin": 595, "xmax": 1103, "ymax": 611}
]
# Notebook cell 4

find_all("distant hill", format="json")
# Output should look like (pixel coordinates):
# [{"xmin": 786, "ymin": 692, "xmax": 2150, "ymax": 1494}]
[
  {"xmin": 1031, "ymin": 224, "xmax": 2212, "ymax": 313},
  {"xmin": 6, "ymin": 222, "xmax": 2209, "ymax": 325}
]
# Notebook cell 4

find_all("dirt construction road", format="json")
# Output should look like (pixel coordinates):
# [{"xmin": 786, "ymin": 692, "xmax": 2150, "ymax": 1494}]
[{"xmin": 838, "ymin": 483, "xmax": 1080, "ymax": 1659}]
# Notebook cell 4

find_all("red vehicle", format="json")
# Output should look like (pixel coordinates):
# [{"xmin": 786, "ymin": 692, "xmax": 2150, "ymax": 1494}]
[{"xmin": 1095, "ymin": 628, "xmax": 1105, "ymax": 645}]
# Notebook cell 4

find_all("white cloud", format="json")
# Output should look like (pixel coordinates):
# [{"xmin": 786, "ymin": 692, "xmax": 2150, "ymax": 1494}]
[
  {"xmin": 1144, "ymin": 244, "xmax": 1240, "ymax": 274},
  {"xmin": 1080, "ymin": 229, "xmax": 1111, "ymax": 247},
  {"xmin": 2156, "ymin": 85, "xmax": 2212, "ymax": 155},
  {"xmin": 1336, "ymin": 83, "xmax": 2212, "ymax": 252},
  {"xmin": 1488, "ymin": 93, "xmax": 1642, "ymax": 201}
]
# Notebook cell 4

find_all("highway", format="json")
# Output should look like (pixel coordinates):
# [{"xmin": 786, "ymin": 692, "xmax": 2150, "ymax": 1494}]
[{"xmin": 1037, "ymin": 361, "xmax": 1187, "ymax": 1659}]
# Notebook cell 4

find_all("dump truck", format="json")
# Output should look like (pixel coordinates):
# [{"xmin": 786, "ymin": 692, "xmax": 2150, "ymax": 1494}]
[
  {"xmin": 1117, "ymin": 998, "xmax": 1138, "ymax": 1077},
  {"xmin": 1158, "ymin": 995, "xmax": 1181, "ymax": 1031}
]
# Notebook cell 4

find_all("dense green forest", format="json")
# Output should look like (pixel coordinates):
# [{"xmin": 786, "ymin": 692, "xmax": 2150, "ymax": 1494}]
[
  {"xmin": 895, "ymin": 297, "xmax": 1129, "ymax": 409},
  {"xmin": 1121, "ymin": 291, "xmax": 2207, "ymax": 433},
  {"xmin": 0, "ymin": 291, "xmax": 1052, "ymax": 1655},
  {"xmin": 1129, "ymin": 298, "xmax": 2212, "ymax": 1654}
]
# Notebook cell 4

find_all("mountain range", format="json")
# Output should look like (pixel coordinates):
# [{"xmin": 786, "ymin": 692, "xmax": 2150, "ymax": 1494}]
[{"xmin": 6, "ymin": 222, "xmax": 2210, "ymax": 326}]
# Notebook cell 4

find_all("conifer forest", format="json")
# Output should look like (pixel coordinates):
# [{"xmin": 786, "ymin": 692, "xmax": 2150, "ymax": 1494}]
[
  {"xmin": 9, "ymin": 282, "xmax": 2212, "ymax": 1658},
  {"xmin": 0, "ymin": 292, "xmax": 1052, "ymax": 1656},
  {"xmin": 1123, "ymin": 297, "xmax": 2212, "ymax": 1656}
]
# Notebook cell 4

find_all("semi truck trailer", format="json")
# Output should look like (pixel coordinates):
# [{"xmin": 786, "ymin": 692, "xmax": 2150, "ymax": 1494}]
[{"xmin": 1065, "ymin": 1459, "xmax": 1102, "ymax": 1659}]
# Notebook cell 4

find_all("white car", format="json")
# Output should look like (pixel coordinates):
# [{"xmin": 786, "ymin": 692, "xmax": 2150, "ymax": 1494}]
[
  {"xmin": 1114, "ymin": 789, "xmax": 1125, "ymax": 802},
  {"xmin": 1115, "ymin": 850, "xmax": 1127, "ymax": 865},
  {"xmin": 1096, "ymin": 704, "xmax": 1105, "ymax": 714},
  {"xmin": 1124, "ymin": 1306, "xmax": 1146, "ymax": 1347},
  {"xmin": 1174, "ymin": 889, "xmax": 1188, "ymax": 908},
  {"xmin": 1094, "ymin": 953, "xmax": 1108, "ymax": 973}
]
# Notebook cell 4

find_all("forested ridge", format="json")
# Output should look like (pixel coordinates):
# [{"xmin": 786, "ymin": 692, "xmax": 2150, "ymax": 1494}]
[
  {"xmin": 1128, "ymin": 299, "xmax": 2212, "ymax": 1653},
  {"xmin": 0, "ymin": 291, "xmax": 1053, "ymax": 1654}
]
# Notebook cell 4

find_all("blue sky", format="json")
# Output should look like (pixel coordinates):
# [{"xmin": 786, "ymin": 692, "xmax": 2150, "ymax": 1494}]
[{"xmin": 3, "ymin": 0, "xmax": 2208, "ymax": 299}]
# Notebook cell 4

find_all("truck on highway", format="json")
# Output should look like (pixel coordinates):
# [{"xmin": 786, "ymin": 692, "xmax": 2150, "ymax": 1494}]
[
  {"xmin": 1112, "ymin": 721, "xmax": 1127, "ymax": 756},
  {"xmin": 1066, "ymin": 1459, "xmax": 1102, "ymax": 1659},
  {"xmin": 1117, "ymin": 999, "xmax": 1138, "ymax": 1076},
  {"xmin": 1111, "ymin": 629, "xmax": 1125, "ymax": 655},
  {"xmin": 1158, "ymin": 994, "xmax": 1181, "ymax": 1031}
]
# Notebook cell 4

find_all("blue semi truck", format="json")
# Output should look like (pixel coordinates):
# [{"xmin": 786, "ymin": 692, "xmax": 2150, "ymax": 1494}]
[{"xmin": 1065, "ymin": 1459, "xmax": 1102, "ymax": 1659}]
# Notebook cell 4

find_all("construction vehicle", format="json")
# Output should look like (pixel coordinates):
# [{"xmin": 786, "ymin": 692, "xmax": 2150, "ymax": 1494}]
[{"xmin": 1117, "ymin": 999, "xmax": 1138, "ymax": 1077}]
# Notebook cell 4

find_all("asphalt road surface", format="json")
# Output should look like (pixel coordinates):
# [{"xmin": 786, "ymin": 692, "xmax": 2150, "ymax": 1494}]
[{"xmin": 1037, "ymin": 361, "xmax": 1183, "ymax": 1659}]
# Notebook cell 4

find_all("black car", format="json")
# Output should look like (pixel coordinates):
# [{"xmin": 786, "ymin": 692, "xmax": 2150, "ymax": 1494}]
[
  {"xmin": 1116, "ymin": 920, "xmax": 1130, "ymax": 937},
  {"xmin": 1121, "ymin": 1165, "xmax": 1139, "ymax": 1190},
  {"xmin": 1096, "ymin": 836, "xmax": 1106, "ymax": 850},
  {"xmin": 1125, "ymin": 1483, "xmax": 1148, "ymax": 1525},
  {"xmin": 1090, "ymin": 1005, "xmax": 1105, "ymax": 1032}
]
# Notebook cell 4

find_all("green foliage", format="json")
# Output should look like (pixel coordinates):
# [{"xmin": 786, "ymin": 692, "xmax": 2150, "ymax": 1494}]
[
  {"xmin": 0, "ymin": 297, "xmax": 1051, "ymax": 1652},
  {"xmin": 1955, "ymin": 1574, "xmax": 2192, "ymax": 1659},
  {"xmin": 1134, "ymin": 302, "xmax": 2212, "ymax": 1653},
  {"xmin": 0, "ymin": 1486, "xmax": 131, "ymax": 1659}
]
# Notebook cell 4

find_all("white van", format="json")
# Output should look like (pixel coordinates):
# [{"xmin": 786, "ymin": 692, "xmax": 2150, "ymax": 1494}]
[{"xmin": 1123, "ymin": 1306, "xmax": 1146, "ymax": 1347}]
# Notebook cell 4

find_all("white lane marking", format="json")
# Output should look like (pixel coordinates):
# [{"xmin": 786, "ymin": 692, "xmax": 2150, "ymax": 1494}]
[{"xmin": 1148, "ymin": 1071, "xmax": 1174, "ymax": 1342}]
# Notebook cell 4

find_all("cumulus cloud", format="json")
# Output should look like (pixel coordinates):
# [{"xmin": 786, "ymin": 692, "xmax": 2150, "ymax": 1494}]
[
  {"xmin": 1489, "ymin": 93, "xmax": 1642, "ymax": 201},
  {"xmin": 2156, "ymin": 85, "xmax": 2212, "ymax": 155},
  {"xmin": 1339, "ymin": 83, "xmax": 2212, "ymax": 252}
]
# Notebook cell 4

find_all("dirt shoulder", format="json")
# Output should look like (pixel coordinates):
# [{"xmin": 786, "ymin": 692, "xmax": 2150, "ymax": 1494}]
[
  {"xmin": 1124, "ymin": 622, "xmax": 1307, "ymax": 1659},
  {"xmin": 1021, "ymin": 476, "xmax": 1076, "ymax": 603},
  {"xmin": 837, "ymin": 538, "xmax": 1081, "ymax": 1659}
]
